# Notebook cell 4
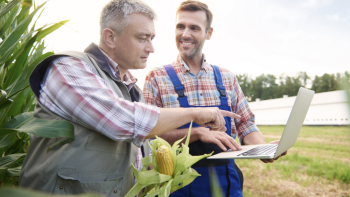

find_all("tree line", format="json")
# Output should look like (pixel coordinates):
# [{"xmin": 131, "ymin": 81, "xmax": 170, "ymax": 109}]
[{"xmin": 236, "ymin": 71, "xmax": 350, "ymax": 102}]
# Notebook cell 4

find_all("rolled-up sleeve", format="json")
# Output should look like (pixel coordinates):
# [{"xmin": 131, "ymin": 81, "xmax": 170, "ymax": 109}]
[
  {"xmin": 230, "ymin": 75, "xmax": 260, "ymax": 144},
  {"xmin": 39, "ymin": 56, "xmax": 160, "ymax": 147}
]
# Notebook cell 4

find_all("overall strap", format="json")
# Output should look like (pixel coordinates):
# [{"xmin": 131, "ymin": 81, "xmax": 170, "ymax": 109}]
[
  {"xmin": 163, "ymin": 65, "xmax": 190, "ymax": 107},
  {"xmin": 211, "ymin": 65, "xmax": 228, "ymax": 106}
]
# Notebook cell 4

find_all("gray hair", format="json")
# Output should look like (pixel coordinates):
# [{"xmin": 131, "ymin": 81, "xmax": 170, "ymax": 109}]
[{"xmin": 100, "ymin": 0, "xmax": 157, "ymax": 38}]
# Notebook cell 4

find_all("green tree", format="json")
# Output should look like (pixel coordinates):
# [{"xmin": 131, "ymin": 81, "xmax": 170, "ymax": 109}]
[
  {"xmin": 311, "ymin": 73, "xmax": 339, "ymax": 93},
  {"xmin": 0, "ymin": 0, "xmax": 73, "ymax": 186},
  {"xmin": 248, "ymin": 74, "xmax": 278, "ymax": 101},
  {"xmin": 236, "ymin": 73, "xmax": 252, "ymax": 101}
]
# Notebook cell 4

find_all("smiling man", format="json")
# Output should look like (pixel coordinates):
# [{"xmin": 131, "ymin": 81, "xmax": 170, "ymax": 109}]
[
  {"xmin": 19, "ymin": 0, "xmax": 240, "ymax": 196},
  {"xmin": 143, "ymin": 1, "xmax": 287, "ymax": 196}
]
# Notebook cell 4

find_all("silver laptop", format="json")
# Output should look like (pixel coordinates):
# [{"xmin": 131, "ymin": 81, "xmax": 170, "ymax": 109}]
[{"xmin": 207, "ymin": 87, "xmax": 314, "ymax": 160}]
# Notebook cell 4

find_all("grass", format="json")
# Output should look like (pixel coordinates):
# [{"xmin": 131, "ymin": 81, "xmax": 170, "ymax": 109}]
[{"xmin": 235, "ymin": 126, "xmax": 350, "ymax": 197}]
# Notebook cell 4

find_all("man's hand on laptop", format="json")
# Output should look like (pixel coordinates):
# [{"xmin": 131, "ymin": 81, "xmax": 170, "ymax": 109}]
[
  {"xmin": 261, "ymin": 140, "xmax": 288, "ymax": 163},
  {"xmin": 242, "ymin": 131, "xmax": 288, "ymax": 163},
  {"xmin": 196, "ymin": 128, "xmax": 242, "ymax": 151}
]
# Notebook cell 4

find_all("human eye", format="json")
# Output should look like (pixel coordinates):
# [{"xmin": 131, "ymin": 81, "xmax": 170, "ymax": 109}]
[
  {"xmin": 176, "ymin": 24, "xmax": 184, "ymax": 29},
  {"xmin": 191, "ymin": 26, "xmax": 199, "ymax": 31}
]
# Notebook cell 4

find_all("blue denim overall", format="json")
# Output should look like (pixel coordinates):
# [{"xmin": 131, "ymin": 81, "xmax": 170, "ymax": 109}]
[{"xmin": 164, "ymin": 65, "xmax": 243, "ymax": 197}]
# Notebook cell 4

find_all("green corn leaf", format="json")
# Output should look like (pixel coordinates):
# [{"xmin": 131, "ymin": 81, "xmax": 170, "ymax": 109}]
[
  {"xmin": 0, "ymin": 28, "xmax": 39, "ymax": 65},
  {"xmin": 0, "ymin": 40, "xmax": 17, "ymax": 65},
  {"xmin": 0, "ymin": 118, "xmax": 74, "ymax": 139},
  {"xmin": 131, "ymin": 165, "xmax": 172, "ymax": 185},
  {"xmin": 0, "ymin": 1, "xmax": 45, "ymax": 54},
  {"xmin": 125, "ymin": 182, "xmax": 143, "ymax": 197},
  {"xmin": 0, "ymin": 3, "xmax": 20, "ymax": 38},
  {"xmin": 0, "ymin": 89, "xmax": 13, "ymax": 109},
  {"xmin": 148, "ymin": 140, "xmax": 159, "ymax": 172},
  {"xmin": 35, "ymin": 20, "xmax": 69, "ymax": 42},
  {"xmin": 0, "ymin": 89, "xmax": 8, "ymax": 102},
  {"xmin": 28, "ymin": 41, "xmax": 45, "ymax": 65},
  {"xmin": 209, "ymin": 168, "xmax": 225, "ymax": 197},
  {"xmin": 3, "ymin": 137, "xmax": 24, "ymax": 154},
  {"xmin": 0, "ymin": 0, "xmax": 20, "ymax": 20},
  {"xmin": 4, "ymin": 111, "xmax": 33, "ymax": 129},
  {"xmin": 0, "ymin": 153, "xmax": 25, "ymax": 168},
  {"xmin": 171, "ymin": 168, "xmax": 194, "ymax": 186},
  {"xmin": 0, "ymin": 64, "xmax": 5, "ymax": 88},
  {"xmin": 0, "ymin": 153, "xmax": 25, "ymax": 181},
  {"xmin": 0, "ymin": 98, "xmax": 13, "ymax": 110},
  {"xmin": 141, "ymin": 155, "xmax": 153, "ymax": 168},
  {"xmin": 4, "ymin": 38, "xmax": 32, "ymax": 88},
  {"xmin": 170, "ymin": 169, "xmax": 200, "ymax": 193},
  {"xmin": 0, "ymin": 86, "xmax": 27, "ymax": 127},
  {"xmin": 4, "ymin": 20, "xmax": 60, "ymax": 87},
  {"xmin": 28, "ymin": 51, "xmax": 53, "ymax": 77},
  {"xmin": 0, "ymin": 130, "xmax": 16, "ymax": 138},
  {"xmin": 5, "ymin": 165, "xmax": 21, "ymax": 177},
  {"xmin": 15, "ymin": 0, "xmax": 31, "ymax": 24},
  {"xmin": 145, "ymin": 179, "xmax": 173, "ymax": 197},
  {"xmin": 0, "ymin": 133, "xmax": 16, "ymax": 148},
  {"xmin": 184, "ymin": 120, "xmax": 192, "ymax": 146},
  {"xmin": 24, "ymin": 93, "xmax": 35, "ymax": 112},
  {"xmin": 6, "ymin": 85, "xmax": 29, "ymax": 101}
]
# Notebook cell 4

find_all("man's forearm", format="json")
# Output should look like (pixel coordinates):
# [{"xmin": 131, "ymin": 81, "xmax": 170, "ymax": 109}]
[
  {"xmin": 147, "ymin": 108, "xmax": 196, "ymax": 139},
  {"xmin": 158, "ymin": 127, "xmax": 201, "ymax": 145},
  {"xmin": 242, "ymin": 131, "xmax": 266, "ymax": 145},
  {"xmin": 147, "ymin": 107, "xmax": 239, "ymax": 139}
]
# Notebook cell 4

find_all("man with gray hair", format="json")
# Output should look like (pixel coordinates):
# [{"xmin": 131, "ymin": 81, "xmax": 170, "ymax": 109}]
[{"xmin": 19, "ymin": 0, "xmax": 239, "ymax": 196}]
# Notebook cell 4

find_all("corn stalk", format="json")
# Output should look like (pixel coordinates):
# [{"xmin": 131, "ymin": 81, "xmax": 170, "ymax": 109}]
[{"xmin": 0, "ymin": 0, "xmax": 73, "ymax": 187}]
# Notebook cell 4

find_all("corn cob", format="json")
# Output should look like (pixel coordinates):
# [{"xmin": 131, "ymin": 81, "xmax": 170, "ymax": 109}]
[{"xmin": 156, "ymin": 145, "xmax": 174, "ymax": 176}]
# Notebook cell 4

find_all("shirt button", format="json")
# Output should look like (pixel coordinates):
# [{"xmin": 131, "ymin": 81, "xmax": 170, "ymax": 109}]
[
  {"xmin": 59, "ymin": 186, "xmax": 63, "ymax": 189},
  {"xmin": 114, "ymin": 190, "xmax": 118, "ymax": 193}
]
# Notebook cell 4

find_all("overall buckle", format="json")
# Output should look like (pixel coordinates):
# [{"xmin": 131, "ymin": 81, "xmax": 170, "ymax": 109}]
[
  {"xmin": 217, "ymin": 85, "xmax": 226, "ymax": 97},
  {"xmin": 175, "ymin": 85, "xmax": 186, "ymax": 97}
]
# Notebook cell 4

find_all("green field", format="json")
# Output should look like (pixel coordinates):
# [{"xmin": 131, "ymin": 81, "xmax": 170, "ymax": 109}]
[{"xmin": 235, "ymin": 126, "xmax": 350, "ymax": 197}]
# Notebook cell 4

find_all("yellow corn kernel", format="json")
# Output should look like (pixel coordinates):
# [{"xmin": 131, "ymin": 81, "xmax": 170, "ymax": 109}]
[{"xmin": 156, "ymin": 145, "xmax": 174, "ymax": 176}]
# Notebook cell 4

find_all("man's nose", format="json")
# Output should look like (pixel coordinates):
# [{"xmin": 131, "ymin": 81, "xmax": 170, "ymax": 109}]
[
  {"xmin": 146, "ymin": 41, "xmax": 155, "ymax": 53},
  {"xmin": 182, "ymin": 27, "xmax": 191, "ymax": 38}
]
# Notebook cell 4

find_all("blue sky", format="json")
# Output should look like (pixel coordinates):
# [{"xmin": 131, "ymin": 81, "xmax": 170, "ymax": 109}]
[{"xmin": 35, "ymin": 0, "xmax": 350, "ymax": 88}]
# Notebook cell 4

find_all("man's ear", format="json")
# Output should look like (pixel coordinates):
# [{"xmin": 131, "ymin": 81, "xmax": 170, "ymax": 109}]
[
  {"xmin": 206, "ymin": 27, "xmax": 213, "ymax": 40},
  {"xmin": 102, "ymin": 28, "xmax": 116, "ymax": 49}
]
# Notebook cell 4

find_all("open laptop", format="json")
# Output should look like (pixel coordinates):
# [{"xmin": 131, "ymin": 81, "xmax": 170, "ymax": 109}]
[{"xmin": 207, "ymin": 87, "xmax": 315, "ymax": 160}]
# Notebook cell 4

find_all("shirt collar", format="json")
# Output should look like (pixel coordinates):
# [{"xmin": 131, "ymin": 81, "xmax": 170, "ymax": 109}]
[
  {"xmin": 98, "ymin": 48, "xmax": 137, "ymax": 89},
  {"xmin": 177, "ymin": 54, "xmax": 209, "ymax": 74}
]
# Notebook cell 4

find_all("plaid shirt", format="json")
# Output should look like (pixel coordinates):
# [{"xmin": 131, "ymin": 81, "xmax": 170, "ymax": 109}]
[
  {"xmin": 39, "ymin": 53, "xmax": 160, "ymax": 172},
  {"xmin": 143, "ymin": 55, "xmax": 259, "ymax": 144}
]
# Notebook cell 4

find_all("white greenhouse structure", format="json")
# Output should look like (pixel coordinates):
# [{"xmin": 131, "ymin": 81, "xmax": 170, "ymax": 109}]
[{"xmin": 248, "ymin": 90, "xmax": 350, "ymax": 126}]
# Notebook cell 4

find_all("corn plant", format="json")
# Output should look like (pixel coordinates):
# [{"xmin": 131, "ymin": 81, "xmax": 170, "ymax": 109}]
[{"xmin": 0, "ymin": 0, "xmax": 74, "ymax": 187}]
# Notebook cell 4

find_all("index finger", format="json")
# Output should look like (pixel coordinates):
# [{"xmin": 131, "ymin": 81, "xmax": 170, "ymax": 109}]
[{"xmin": 220, "ymin": 110, "xmax": 241, "ymax": 119}]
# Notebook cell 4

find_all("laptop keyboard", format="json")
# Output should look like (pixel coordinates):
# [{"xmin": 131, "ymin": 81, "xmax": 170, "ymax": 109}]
[{"xmin": 237, "ymin": 144, "xmax": 278, "ymax": 156}]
